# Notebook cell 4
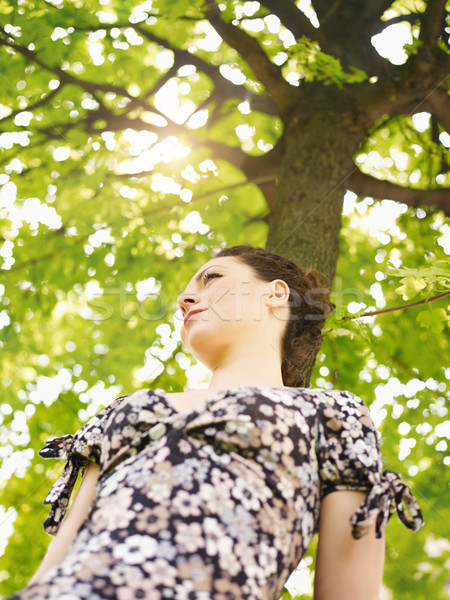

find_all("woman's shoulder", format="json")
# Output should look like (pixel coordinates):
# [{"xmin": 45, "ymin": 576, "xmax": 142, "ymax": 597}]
[
  {"xmin": 286, "ymin": 386, "xmax": 373, "ymax": 423},
  {"xmin": 289, "ymin": 386, "xmax": 367, "ymax": 407}
]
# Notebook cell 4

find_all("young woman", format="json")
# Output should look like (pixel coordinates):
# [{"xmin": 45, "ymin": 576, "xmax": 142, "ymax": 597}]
[{"xmin": 9, "ymin": 245, "xmax": 423, "ymax": 600}]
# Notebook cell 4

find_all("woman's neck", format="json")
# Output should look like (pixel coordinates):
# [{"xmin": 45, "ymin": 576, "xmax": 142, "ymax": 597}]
[{"xmin": 205, "ymin": 351, "xmax": 285, "ymax": 393}]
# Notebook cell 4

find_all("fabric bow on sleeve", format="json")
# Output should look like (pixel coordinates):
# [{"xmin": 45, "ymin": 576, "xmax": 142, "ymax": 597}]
[
  {"xmin": 39, "ymin": 434, "xmax": 91, "ymax": 535},
  {"xmin": 350, "ymin": 469, "xmax": 424, "ymax": 539}
]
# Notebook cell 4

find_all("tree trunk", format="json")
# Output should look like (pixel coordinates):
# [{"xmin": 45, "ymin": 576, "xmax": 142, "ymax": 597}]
[{"xmin": 266, "ymin": 86, "xmax": 367, "ymax": 283}]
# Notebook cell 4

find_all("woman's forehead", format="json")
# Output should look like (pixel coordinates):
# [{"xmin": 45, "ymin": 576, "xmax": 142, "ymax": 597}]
[
  {"xmin": 196, "ymin": 256, "xmax": 239, "ymax": 274},
  {"xmin": 188, "ymin": 257, "xmax": 246, "ymax": 284}
]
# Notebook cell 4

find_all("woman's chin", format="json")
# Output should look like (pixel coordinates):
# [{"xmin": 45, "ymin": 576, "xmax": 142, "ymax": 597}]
[{"xmin": 187, "ymin": 331, "xmax": 230, "ymax": 362}]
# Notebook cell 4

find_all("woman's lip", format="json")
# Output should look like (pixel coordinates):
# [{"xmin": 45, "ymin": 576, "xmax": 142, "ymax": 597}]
[{"xmin": 184, "ymin": 309, "xmax": 206, "ymax": 324}]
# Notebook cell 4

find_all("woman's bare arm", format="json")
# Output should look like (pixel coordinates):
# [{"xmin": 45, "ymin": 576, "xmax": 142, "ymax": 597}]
[
  {"xmin": 28, "ymin": 462, "xmax": 100, "ymax": 586},
  {"xmin": 314, "ymin": 490, "xmax": 385, "ymax": 600}
]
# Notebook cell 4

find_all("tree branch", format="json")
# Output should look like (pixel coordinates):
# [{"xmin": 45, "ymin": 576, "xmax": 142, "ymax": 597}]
[
  {"xmin": 258, "ymin": 0, "xmax": 339, "ymax": 57},
  {"xmin": 204, "ymin": 141, "xmax": 282, "ymax": 208},
  {"xmin": 133, "ymin": 25, "xmax": 278, "ymax": 116},
  {"xmin": 355, "ymin": 48, "xmax": 450, "ymax": 125},
  {"xmin": 204, "ymin": 140, "xmax": 283, "ymax": 179},
  {"xmin": 113, "ymin": 139, "xmax": 282, "ymax": 209},
  {"xmin": 258, "ymin": 0, "xmax": 388, "ymax": 74},
  {"xmin": 359, "ymin": 0, "xmax": 406, "ymax": 27},
  {"xmin": 190, "ymin": 176, "xmax": 275, "ymax": 203},
  {"xmin": 196, "ymin": 140, "xmax": 244, "ymax": 165},
  {"xmin": 36, "ymin": 121, "xmax": 78, "ymax": 140},
  {"xmin": 51, "ymin": 21, "xmax": 278, "ymax": 116},
  {"xmin": 381, "ymin": 13, "xmax": 421, "ymax": 27},
  {"xmin": 259, "ymin": 0, "xmax": 317, "ymax": 36},
  {"xmin": 0, "ymin": 137, "xmax": 49, "ymax": 169},
  {"xmin": 424, "ymin": 86, "xmax": 450, "ymax": 133},
  {"xmin": 347, "ymin": 170, "xmax": 450, "ymax": 216},
  {"xmin": 0, "ymin": 29, "xmax": 133, "ymax": 99},
  {"xmin": 0, "ymin": 87, "xmax": 62, "ymax": 124},
  {"xmin": 299, "ymin": 0, "xmax": 392, "ymax": 74},
  {"xmin": 418, "ymin": 0, "xmax": 448, "ymax": 49},
  {"xmin": 1, "ymin": 26, "xmax": 185, "ymax": 132},
  {"xmin": 115, "ymin": 140, "xmax": 282, "ymax": 183},
  {"xmin": 316, "ymin": 0, "xmax": 392, "ymax": 28},
  {"xmin": 204, "ymin": 1, "xmax": 295, "ymax": 116},
  {"xmin": 8, "ymin": 233, "xmax": 90, "ymax": 273},
  {"xmin": 342, "ymin": 290, "xmax": 450, "ymax": 321}
]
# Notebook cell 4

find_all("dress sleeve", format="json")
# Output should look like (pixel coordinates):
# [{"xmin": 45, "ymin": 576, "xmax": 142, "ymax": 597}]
[
  {"xmin": 317, "ymin": 390, "xmax": 424, "ymax": 539},
  {"xmin": 38, "ymin": 394, "xmax": 129, "ymax": 535}
]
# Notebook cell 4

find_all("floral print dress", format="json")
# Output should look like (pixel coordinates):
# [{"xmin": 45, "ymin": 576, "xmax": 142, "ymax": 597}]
[{"xmin": 9, "ymin": 386, "xmax": 423, "ymax": 600}]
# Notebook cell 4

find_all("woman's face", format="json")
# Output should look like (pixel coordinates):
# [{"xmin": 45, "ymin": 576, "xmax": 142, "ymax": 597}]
[{"xmin": 176, "ymin": 256, "xmax": 289, "ymax": 369}]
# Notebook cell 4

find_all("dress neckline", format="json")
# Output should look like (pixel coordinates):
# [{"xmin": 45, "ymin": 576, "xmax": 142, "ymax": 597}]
[{"xmin": 151, "ymin": 385, "xmax": 297, "ymax": 416}]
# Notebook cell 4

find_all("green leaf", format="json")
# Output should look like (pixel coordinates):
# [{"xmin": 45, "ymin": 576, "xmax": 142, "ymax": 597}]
[
  {"xmin": 327, "ymin": 327, "xmax": 355, "ymax": 337},
  {"xmin": 395, "ymin": 276, "xmax": 427, "ymax": 300},
  {"xmin": 417, "ymin": 308, "xmax": 449, "ymax": 334},
  {"xmin": 288, "ymin": 36, "xmax": 368, "ymax": 88},
  {"xmin": 0, "ymin": 0, "xmax": 14, "ymax": 14}
]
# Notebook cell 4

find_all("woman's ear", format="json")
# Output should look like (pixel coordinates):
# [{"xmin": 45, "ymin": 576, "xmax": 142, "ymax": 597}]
[{"xmin": 266, "ymin": 279, "xmax": 290, "ymax": 307}]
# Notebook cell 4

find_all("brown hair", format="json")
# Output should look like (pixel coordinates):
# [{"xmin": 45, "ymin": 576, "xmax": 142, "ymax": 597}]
[{"xmin": 214, "ymin": 245, "xmax": 334, "ymax": 387}]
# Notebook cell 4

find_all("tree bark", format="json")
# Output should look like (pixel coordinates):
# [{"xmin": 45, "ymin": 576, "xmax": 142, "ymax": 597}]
[{"xmin": 266, "ymin": 87, "xmax": 366, "ymax": 282}]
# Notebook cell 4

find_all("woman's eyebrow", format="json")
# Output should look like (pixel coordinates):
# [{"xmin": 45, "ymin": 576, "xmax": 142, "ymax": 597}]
[{"xmin": 195, "ymin": 264, "xmax": 228, "ymax": 283}]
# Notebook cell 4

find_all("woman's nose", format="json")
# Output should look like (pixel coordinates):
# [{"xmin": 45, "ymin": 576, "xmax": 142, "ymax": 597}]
[{"xmin": 177, "ymin": 292, "xmax": 199, "ymax": 314}]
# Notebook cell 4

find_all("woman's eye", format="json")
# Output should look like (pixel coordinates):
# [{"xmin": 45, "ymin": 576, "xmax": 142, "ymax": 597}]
[{"xmin": 203, "ymin": 272, "xmax": 221, "ymax": 283}]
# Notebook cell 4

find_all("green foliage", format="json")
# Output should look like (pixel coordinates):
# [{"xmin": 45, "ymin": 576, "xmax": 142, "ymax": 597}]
[
  {"xmin": 313, "ymin": 199, "xmax": 450, "ymax": 600},
  {"xmin": 357, "ymin": 114, "xmax": 450, "ymax": 190},
  {"xmin": 325, "ymin": 258, "xmax": 450, "ymax": 344},
  {"xmin": 153, "ymin": 0, "xmax": 206, "ymax": 23},
  {"xmin": 416, "ymin": 307, "xmax": 448, "ymax": 334},
  {"xmin": 389, "ymin": 261, "xmax": 450, "ymax": 299},
  {"xmin": 288, "ymin": 36, "xmax": 368, "ymax": 88}
]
